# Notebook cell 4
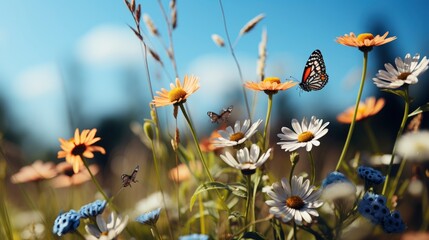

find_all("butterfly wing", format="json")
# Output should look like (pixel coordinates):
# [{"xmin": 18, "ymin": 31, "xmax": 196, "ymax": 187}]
[
  {"xmin": 130, "ymin": 165, "xmax": 139, "ymax": 183},
  {"xmin": 299, "ymin": 49, "xmax": 329, "ymax": 92},
  {"xmin": 207, "ymin": 111, "xmax": 220, "ymax": 123},
  {"xmin": 219, "ymin": 105, "xmax": 233, "ymax": 122}
]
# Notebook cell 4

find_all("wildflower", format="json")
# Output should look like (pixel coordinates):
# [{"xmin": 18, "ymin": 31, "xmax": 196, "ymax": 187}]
[
  {"xmin": 168, "ymin": 161, "xmax": 201, "ymax": 182},
  {"xmin": 135, "ymin": 208, "xmax": 162, "ymax": 226},
  {"xmin": 382, "ymin": 210, "xmax": 406, "ymax": 233},
  {"xmin": 11, "ymin": 160, "xmax": 58, "ymax": 184},
  {"xmin": 337, "ymin": 97, "xmax": 385, "ymax": 124},
  {"xmin": 373, "ymin": 53, "xmax": 429, "ymax": 89},
  {"xmin": 244, "ymin": 77, "xmax": 297, "ymax": 95},
  {"xmin": 220, "ymin": 144, "xmax": 272, "ymax": 175},
  {"xmin": 52, "ymin": 210, "xmax": 81, "ymax": 236},
  {"xmin": 58, "ymin": 128, "xmax": 106, "ymax": 173},
  {"xmin": 265, "ymin": 176, "xmax": 323, "ymax": 225},
  {"xmin": 85, "ymin": 212, "xmax": 128, "ymax": 240},
  {"xmin": 277, "ymin": 116, "xmax": 329, "ymax": 152},
  {"xmin": 79, "ymin": 200, "xmax": 107, "ymax": 218},
  {"xmin": 152, "ymin": 75, "xmax": 200, "ymax": 107},
  {"xmin": 357, "ymin": 166, "xmax": 385, "ymax": 185},
  {"xmin": 336, "ymin": 32, "xmax": 396, "ymax": 52},
  {"xmin": 135, "ymin": 192, "xmax": 174, "ymax": 215},
  {"xmin": 321, "ymin": 171, "xmax": 356, "ymax": 201},
  {"xmin": 179, "ymin": 234, "xmax": 210, "ymax": 240},
  {"xmin": 212, "ymin": 119, "xmax": 263, "ymax": 148},
  {"xmin": 395, "ymin": 130, "xmax": 429, "ymax": 162},
  {"xmin": 357, "ymin": 192, "xmax": 389, "ymax": 224},
  {"xmin": 49, "ymin": 162, "xmax": 99, "ymax": 188},
  {"xmin": 199, "ymin": 128, "xmax": 222, "ymax": 153}
]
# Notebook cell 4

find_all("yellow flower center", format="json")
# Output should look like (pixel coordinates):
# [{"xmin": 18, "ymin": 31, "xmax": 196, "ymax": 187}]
[
  {"xmin": 297, "ymin": 131, "xmax": 314, "ymax": 142},
  {"xmin": 263, "ymin": 77, "xmax": 281, "ymax": 84},
  {"xmin": 168, "ymin": 87, "xmax": 187, "ymax": 102},
  {"xmin": 397, "ymin": 72, "xmax": 411, "ymax": 80},
  {"xmin": 71, "ymin": 144, "xmax": 87, "ymax": 156},
  {"xmin": 230, "ymin": 132, "xmax": 245, "ymax": 142},
  {"xmin": 286, "ymin": 195, "xmax": 305, "ymax": 209},
  {"xmin": 101, "ymin": 231, "xmax": 109, "ymax": 236},
  {"xmin": 357, "ymin": 33, "xmax": 374, "ymax": 42}
]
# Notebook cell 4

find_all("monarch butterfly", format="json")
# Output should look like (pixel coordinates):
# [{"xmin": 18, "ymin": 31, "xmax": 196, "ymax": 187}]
[
  {"xmin": 121, "ymin": 165, "xmax": 139, "ymax": 188},
  {"xmin": 207, "ymin": 105, "xmax": 233, "ymax": 123},
  {"xmin": 299, "ymin": 49, "xmax": 329, "ymax": 92}
]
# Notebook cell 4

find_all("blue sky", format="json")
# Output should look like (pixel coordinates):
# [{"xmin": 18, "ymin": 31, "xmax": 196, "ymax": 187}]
[{"xmin": 1, "ymin": 1, "xmax": 429, "ymax": 155}]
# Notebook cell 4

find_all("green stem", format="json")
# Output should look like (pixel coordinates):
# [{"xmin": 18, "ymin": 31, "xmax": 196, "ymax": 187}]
[
  {"xmin": 245, "ymin": 175, "xmax": 252, "ymax": 231},
  {"xmin": 151, "ymin": 225, "xmax": 163, "ymax": 240},
  {"xmin": 363, "ymin": 120, "xmax": 381, "ymax": 153},
  {"xmin": 336, "ymin": 51, "xmax": 368, "ymax": 171},
  {"xmin": 263, "ymin": 94, "xmax": 273, "ymax": 151},
  {"xmin": 382, "ymin": 89, "xmax": 409, "ymax": 195},
  {"xmin": 387, "ymin": 158, "xmax": 407, "ymax": 201},
  {"xmin": 293, "ymin": 221, "xmax": 298, "ymax": 240},
  {"xmin": 82, "ymin": 158, "xmax": 109, "ymax": 202},
  {"xmin": 289, "ymin": 161, "xmax": 297, "ymax": 184},
  {"xmin": 198, "ymin": 194, "xmax": 206, "ymax": 234},
  {"xmin": 308, "ymin": 151, "xmax": 316, "ymax": 185}
]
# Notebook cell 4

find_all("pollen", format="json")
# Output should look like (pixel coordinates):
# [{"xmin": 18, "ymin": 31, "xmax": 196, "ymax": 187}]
[
  {"xmin": 168, "ymin": 87, "xmax": 187, "ymax": 102},
  {"xmin": 286, "ymin": 196, "xmax": 305, "ymax": 209},
  {"xmin": 357, "ymin": 33, "xmax": 374, "ymax": 42},
  {"xmin": 263, "ymin": 77, "xmax": 281, "ymax": 84},
  {"xmin": 297, "ymin": 131, "xmax": 314, "ymax": 142},
  {"xmin": 397, "ymin": 72, "xmax": 411, "ymax": 80},
  {"xmin": 230, "ymin": 132, "xmax": 245, "ymax": 142}
]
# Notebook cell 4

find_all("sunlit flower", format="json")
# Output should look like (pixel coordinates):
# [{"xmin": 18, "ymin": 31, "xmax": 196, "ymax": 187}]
[
  {"xmin": 135, "ymin": 208, "xmax": 162, "ymax": 226},
  {"xmin": 179, "ymin": 234, "xmax": 209, "ymax": 240},
  {"xmin": 337, "ymin": 97, "xmax": 385, "ymax": 124},
  {"xmin": 244, "ymin": 77, "xmax": 297, "ymax": 95},
  {"xmin": 373, "ymin": 53, "xmax": 429, "ymax": 89},
  {"xmin": 52, "ymin": 210, "xmax": 81, "ymax": 236},
  {"xmin": 49, "ymin": 162, "xmax": 99, "ymax": 188},
  {"xmin": 277, "ymin": 116, "xmax": 329, "ymax": 152},
  {"xmin": 336, "ymin": 32, "xmax": 396, "ymax": 52},
  {"xmin": 395, "ymin": 130, "xmax": 429, "ymax": 162},
  {"xmin": 152, "ymin": 75, "xmax": 200, "ymax": 107},
  {"xmin": 220, "ymin": 144, "xmax": 271, "ymax": 175},
  {"xmin": 265, "ymin": 176, "xmax": 323, "ymax": 225},
  {"xmin": 58, "ymin": 128, "xmax": 106, "ymax": 173},
  {"xmin": 11, "ymin": 160, "xmax": 58, "ymax": 184},
  {"xmin": 168, "ymin": 161, "xmax": 201, "ymax": 183},
  {"xmin": 212, "ymin": 119, "xmax": 263, "ymax": 148},
  {"xmin": 85, "ymin": 212, "xmax": 128, "ymax": 240},
  {"xmin": 79, "ymin": 200, "xmax": 107, "ymax": 218}
]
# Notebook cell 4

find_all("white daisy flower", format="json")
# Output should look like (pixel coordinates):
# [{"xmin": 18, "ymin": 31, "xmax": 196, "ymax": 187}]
[
  {"xmin": 265, "ymin": 176, "xmax": 323, "ymax": 225},
  {"xmin": 85, "ymin": 212, "xmax": 128, "ymax": 240},
  {"xmin": 213, "ymin": 119, "xmax": 263, "ymax": 147},
  {"xmin": 395, "ymin": 130, "xmax": 429, "ymax": 162},
  {"xmin": 373, "ymin": 53, "xmax": 429, "ymax": 89},
  {"xmin": 277, "ymin": 116, "xmax": 329, "ymax": 152},
  {"xmin": 220, "ymin": 144, "xmax": 271, "ymax": 175}
]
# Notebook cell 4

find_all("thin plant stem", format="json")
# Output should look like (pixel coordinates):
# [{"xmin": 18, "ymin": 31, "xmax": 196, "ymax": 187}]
[
  {"xmin": 81, "ymin": 158, "xmax": 109, "ymax": 202},
  {"xmin": 308, "ymin": 151, "xmax": 316, "ymax": 185},
  {"xmin": 244, "ymin": 174, "xmax": 252, "ymax": 231},
  {"xmin": 382, "ymin": 89, "xmax": 409, "ymax": 195},
  {"xmin": 363, "ymin": 120, "xmax": 381, "ymax": 153},
  {"xmin": 293, "ymin": 221, "xmax": 298, "ymax": 240},
  {"xmin": 150, "ymin": 140, "xmax": 174, "ymax": 239},
  {"xmin": 198, "ymin": 194, "xmax": 206, "ymax": 234},
  {"xmin": 263, "ymin": 94, "xmax": 273, "ymax": 151},
  {"xmin": 218, "ymin": 0, "xmax": 252, "ymax": 122},
  {"xmin": 387, "ymin": 158, "xmax": 407, "ymax": 201},
  {"xmin": 336, "ymin": 51, "xmax": 368, "ymax": 171},
  {"xmin": 151, "ymin": 225, "xmax": 163, "ymax": 240},
  {"xmin": 289, "ymin": 160, "xmax": 297, "ymax": 183}
]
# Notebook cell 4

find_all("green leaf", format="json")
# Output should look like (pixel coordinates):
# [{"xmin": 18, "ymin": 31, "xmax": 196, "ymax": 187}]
[
  {"xmin": 382, "ymin": 88, "xmax": 407, "ymax": 100},
  {"xmin": 242, "ymin": 231, "xmax": 266, "ymax": 240},
  {"xmin": 190, "ymin": 182, "xmax": 248, "ymax": 210},
  {"xmin": 227, "ymin": 183, "xmax": 248, "ymax": 198},
  {"xmin": 409, "ymin": 102, "xmax": 429, "ymax": 117}
]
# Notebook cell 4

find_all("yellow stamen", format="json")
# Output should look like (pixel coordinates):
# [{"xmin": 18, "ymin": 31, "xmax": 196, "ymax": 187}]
[
  {"xmin": 357, "ymin": 33, "xmax": 374, "ymax": 42},
  {"xmin": 168, "ymin": 87, "xmax": 187, "ymax": 102},
  {"xmin": 286, "ymin": 196, "xmax": 305, "ymax": 209},
  {"xmin": 263, "ymin": 77, "xmax": 281, "ymax": 84},
  {"xmin": 397, "ymin": 72, "xmax": 411, "ymax": 80},
  {"xmin": 230, "ymin": 132, "xmax": 245, "ymax": 142},
  {"xmin": 297, "ymin": 131, "xmax": 314, "ymax": 142}
]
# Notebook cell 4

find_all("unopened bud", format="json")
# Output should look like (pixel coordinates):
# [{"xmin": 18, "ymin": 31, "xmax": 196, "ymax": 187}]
[{"xmin": 143, "ymin": 121, "xmax": 154, "ymax": 141}]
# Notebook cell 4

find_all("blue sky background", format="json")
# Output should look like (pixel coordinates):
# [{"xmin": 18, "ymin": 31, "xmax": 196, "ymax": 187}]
[{"xmin": 1, "ymin": 1, "xmax": 429, "ymax": 157}]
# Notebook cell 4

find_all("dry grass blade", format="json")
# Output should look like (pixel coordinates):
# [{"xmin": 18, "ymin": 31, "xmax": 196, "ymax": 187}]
[
  {"xmin": 143, "ymin": 14, "xmax": 159, "ymax": 36},
  {"xmin": 170, "ymin": 0, "xmax": 177, "ymax": 29},
  {"xmin": 211, "ymin": 34, "xmax": 225, "ymax": 47},
  {"xmin": 257, "ymin": 28, "xmax": 267, "ymax": 78},
  {"xmin": 128, "ymin": 25, "xmax": 143, "ymax": 41},
  {"xmin": 239, "ymin": 13, "xmax": 265, "ymax": 36},
  {"xmin": 149, "ymin": 48, "xmax": 163, "ymax": 65}
]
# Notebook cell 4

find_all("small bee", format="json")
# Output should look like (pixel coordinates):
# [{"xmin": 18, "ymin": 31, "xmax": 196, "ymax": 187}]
[
  {"xmin": 207, "ymin": 105, "xmax": 233, "ymax": 123},
  {"xmin": 121, "ymin": 165, "xmax": 139, "ymax": 188}
]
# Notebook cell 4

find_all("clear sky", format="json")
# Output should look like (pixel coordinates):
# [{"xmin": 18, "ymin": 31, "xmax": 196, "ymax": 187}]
[{"xmin": 1, "ymin": 1, "xmax": 429, "ymax": 156}]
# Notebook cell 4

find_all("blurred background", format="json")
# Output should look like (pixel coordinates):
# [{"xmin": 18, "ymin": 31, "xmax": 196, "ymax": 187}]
[{"xmin": 1, "ymin": 0, "xmax": 429, "ymax": 238}]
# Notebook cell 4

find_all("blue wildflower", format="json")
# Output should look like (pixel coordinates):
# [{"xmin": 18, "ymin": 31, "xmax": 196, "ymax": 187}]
[
  {"xmin": 179, "ymin": 234, "xmax": 210, "ymax": 240},
  {"xmin": 52, "ymin": 210, "xmax": 81, "ymax": 236},
  {"xmin": 382, "ymin": 210, "xmax": 406, "ymax": 233},
  {"xmin": 321, "ymin": 171, "xmax": 356, "ymax": 201},
  {"xmin": 135, "ymin": 207, "xmax": 162, "ymax": 226},
  {"xmin": 322, "ymin": 171, "xmax": 350, "ymax": 187},
  {"xmin": 79, "ymin": 199, "xmax": 107, "ymax": 218},
  {"xmin": 358, "ymin": 192, "xmax": 389, "ymax": 224},
  {"xmin": 357, "ymin": 166, "xmax": 385, "ymax": 185}
]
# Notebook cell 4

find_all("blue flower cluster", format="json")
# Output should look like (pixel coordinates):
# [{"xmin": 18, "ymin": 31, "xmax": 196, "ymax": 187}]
[
  {"xmin": 357, "ymin": 166, "xmax": 385, "ymax": 185},
  {"xmin": 322, "ymin": 171, "xmax": 350, "ymax": 187},
  {"xmin": 52, "ymin": 210, "xmax": 81, "ymax": 236},
  {"xmin": 135, "ymin": 207, "xmax": 162, "ymax": 226},
  {"xmin": 79, "ymin": 199, "xmax": 107, "ymax": 218},
  {"xmin": 358, "ymin": 192, "xmax": 405, "ymax": 233},
  {"xmin": 52, "ymin": 199, "xmax": 107, "ymax": 236}
]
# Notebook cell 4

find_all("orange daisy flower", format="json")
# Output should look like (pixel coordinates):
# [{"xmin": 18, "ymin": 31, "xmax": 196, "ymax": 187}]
[
  {"xmin": 49, "ymin": 162, "xmax": 100, "ymax": 188},
  {"xmin": 244, "ymin": 77, "xmax": 297, "ymax": 95},
  {"xmin": 57, "ymin": 128, "xmax": 106, "ymax": 173},
  {"xmin": 11, "ymin": 160, "xmax": 58, "ymax": 184},
  {"xmin": 199, "ymin": 128, "xmax": 223, "ymax": 153},
  {"xmin": 336, "ymin": 32, "xmax": 396, "ymax": 52},
  {"xmin": 153, "ymin": 75, "xmax": 200, "ymax": 107},
  {"xmin": 337, "ymin": 97, "xmax": 385, "ymax": 124}
]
